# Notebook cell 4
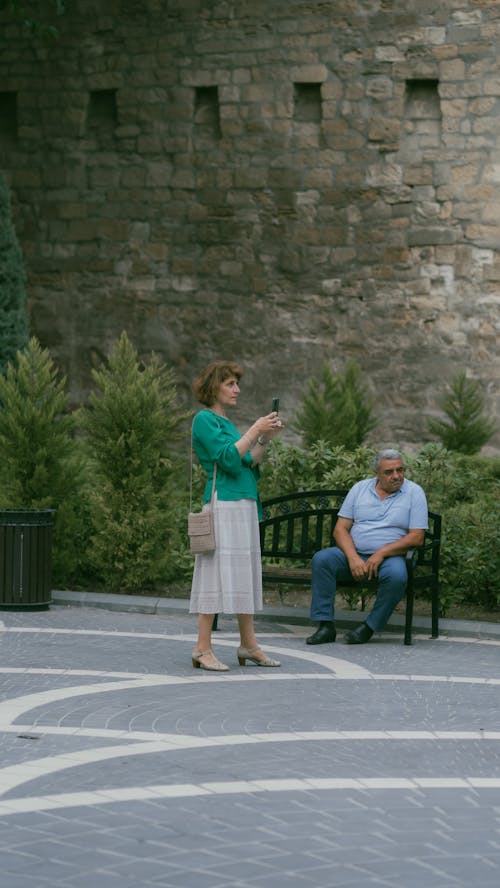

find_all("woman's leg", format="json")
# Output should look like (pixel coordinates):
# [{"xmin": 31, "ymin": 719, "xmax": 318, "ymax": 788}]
[
  {"xmin": 237, "ymin": 614, "xmax": 280, "ymax": 666},
  {"xmin": 192, "ymin": 613, "xmax": 229, "ymax": 670},
  {"xmin": 195, "ymin": 613, "xmax": 215, "ymax": 652},
  {"xmin": 237, "ymin": 613, "xmax": 258, "ymax": 649}
]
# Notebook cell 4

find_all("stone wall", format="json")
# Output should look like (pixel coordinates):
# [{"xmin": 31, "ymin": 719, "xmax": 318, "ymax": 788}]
[{"xmin": 0, "ymin": 0, "xmax": 499, "ymax": 451}]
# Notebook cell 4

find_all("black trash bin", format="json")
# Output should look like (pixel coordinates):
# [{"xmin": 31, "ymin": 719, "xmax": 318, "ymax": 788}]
[{"xmin": 0, "ymin": 509, "xmax": 56, "ymax": 610}]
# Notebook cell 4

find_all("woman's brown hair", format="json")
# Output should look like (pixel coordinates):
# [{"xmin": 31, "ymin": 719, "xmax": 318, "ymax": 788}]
[{"xmin": 193, "ymin": 361, "xmax": 244, "ymax": 406}]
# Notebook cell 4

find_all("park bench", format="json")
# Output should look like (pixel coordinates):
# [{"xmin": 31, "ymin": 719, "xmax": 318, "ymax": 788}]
[{"xmin": 258, "ymin": 488, "xmax": 441, "ymax": 646}]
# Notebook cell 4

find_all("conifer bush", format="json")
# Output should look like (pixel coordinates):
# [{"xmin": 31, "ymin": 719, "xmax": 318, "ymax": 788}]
[
  {"xmin": 0, "ymin": 175, "xmax": 29, "ymax": 375},
  {"xmin": 428, "ymin": 370, "xmax": 496, "ymax": 455},
  {"xmin": 293, "ymin": 360, "xmax": 376, "ymax": 449},
  {"xmin": 0, "ymin": 337, "xmax": 88, "ymax": 584},
  {"xmin": 78, "ymin": 332, "xmax": 190, "ymax": 593}
]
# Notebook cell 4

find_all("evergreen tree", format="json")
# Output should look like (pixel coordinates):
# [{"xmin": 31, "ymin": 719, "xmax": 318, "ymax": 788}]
[
  {"xmin": 294, "ymin": 360, "xmax": 376, "ymax": 449},
  {"xmin": 0, "ymin": 175, "xmax": 29, "ymax": 375},
  {"xmin": 79, "ymin": 331, "xmax": 190, "ymax": 593},
  {"xmin": 0, "ymin": 337, "xmax": 87, "ymax": 584},
  {"xmin": 428, "ymin": 370, "xmax": 496, "ymax": 455},
  {"xmin": 0, "ymin": 337, "xmax": 75, "ymax": 506}
]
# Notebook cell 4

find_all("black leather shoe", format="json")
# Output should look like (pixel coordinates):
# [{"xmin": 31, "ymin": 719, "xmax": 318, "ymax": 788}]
[
  {"xmin": 306, "ymin": 622, "xmax": 336, "ymax": 645},
  {"xmin": 344, "ymin": 623, "xmax": 373, "ymax": 645}
]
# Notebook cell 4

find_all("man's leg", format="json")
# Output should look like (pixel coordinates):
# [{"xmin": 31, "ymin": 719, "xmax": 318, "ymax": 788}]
[
  {"xmin": 306, "ymin": 547, "xmax": 352, "ymax": 645},
  {"xmin": 365, "ymin": 555, "xmax": 407, "ymax": 632}
]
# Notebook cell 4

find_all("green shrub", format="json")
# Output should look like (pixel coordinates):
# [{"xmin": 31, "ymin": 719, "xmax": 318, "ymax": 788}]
[
  {"xmin": 406, "ymin": 443, "xmax": 496, "ymax": 510},
  {"xmin": 439, "ymin": 497, "xmax": 500, "ymax": 612},
  {"xmin": 260, "ymin": 439, "xmax": 375, "ymax": 498},
  {"xmin": 0, "ymin": 337, "xmax": 89, "ymax": 584},
  {"xmin": 428, "ymin": 370, "xmax": 496, "ymax": 454},
  {"xmin": 293, "ymin": 360, "xmax": 376, "ymax": 449},
  {"xmin": 78, "ymin": 332, "xmax": 190, "ymax": 593}
]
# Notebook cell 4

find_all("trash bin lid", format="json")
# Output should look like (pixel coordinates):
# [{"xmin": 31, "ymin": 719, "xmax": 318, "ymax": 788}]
[{"xmin": 0, "ymin": 509, "xmax": 56, "ymax": 526}]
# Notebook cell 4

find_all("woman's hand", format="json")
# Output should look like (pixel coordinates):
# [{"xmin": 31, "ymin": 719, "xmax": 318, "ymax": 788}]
[
  {"xmin": 255, "ymin": 411, "xmax": 284, "ymax": 442},
  {"xmin": 236, "ymin": 412, "xmax": 285, "ymax": 459},
  {"xmin": 245, "ymin": 412, "xmax": 285, "ymax": 465}
]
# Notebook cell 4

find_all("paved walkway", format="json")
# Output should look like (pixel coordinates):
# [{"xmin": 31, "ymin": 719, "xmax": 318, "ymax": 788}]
[{"xmin": 0, "ymin": 598, "xmax": 499, "ymax": 888}]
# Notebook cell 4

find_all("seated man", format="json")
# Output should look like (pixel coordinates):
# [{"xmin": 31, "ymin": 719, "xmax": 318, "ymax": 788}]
[{"xmin": 306, "ymin": 449, "xmax": 428, "ymax": 645}]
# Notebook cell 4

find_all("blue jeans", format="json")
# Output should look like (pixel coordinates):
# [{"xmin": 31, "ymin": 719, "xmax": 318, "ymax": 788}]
[{"xmin": 310, "ymin": 546, "xmax": 408, "ymax": 633}]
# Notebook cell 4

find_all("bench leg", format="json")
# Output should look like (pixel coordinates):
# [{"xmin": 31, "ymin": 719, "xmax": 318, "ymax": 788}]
[
  {"xmin": 404, "ymin": 583, "xmax": 414, "ymax": 646},
  {"xmin": 431, "ymin": 583, "xmax": 439, "ymax": 639},
  {"xmin": 404, "ymin": 590, "xmax": 413, "ymax": 644}
]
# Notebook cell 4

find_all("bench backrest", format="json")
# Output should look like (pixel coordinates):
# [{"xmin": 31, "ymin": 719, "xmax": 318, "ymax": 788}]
[
  {"xmin": 260, "ymin": 489, "xmax": 348, "ymax": 563},
  {"xmin": 260, "ymin": 488, "xmax": 441, "ymax": 575}
]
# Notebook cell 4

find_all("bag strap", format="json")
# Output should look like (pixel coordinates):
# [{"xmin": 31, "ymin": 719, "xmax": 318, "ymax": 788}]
[{"xmin": 190, "ymin": 419, "xmax": 217, "ymax": 513}]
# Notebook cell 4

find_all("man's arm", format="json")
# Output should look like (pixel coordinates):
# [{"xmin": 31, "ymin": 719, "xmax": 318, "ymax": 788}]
[
  {"xmin": 333, "ymin": 517, "xmax": 370, "ymax": 581},
  {"xmin": 358, "ymin": 529, "xmax": 425, "ymax": 580},
  {"xmin": 334, "ymin": 518, "xmax": 425, "ymax": 581}
]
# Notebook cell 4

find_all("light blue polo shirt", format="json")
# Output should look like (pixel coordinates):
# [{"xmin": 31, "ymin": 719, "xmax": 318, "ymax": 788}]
[{"xmin": 338, "ymin": 477, "xmax": 428, "ymax": 554}]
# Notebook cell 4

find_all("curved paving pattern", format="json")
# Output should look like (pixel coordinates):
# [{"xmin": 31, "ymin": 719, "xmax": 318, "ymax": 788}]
[{"xmin": 0, "ymin": 607, "xmax": 499, "ymax": 887}]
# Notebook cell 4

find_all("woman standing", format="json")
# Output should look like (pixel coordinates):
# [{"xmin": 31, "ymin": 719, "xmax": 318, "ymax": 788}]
[{"xmin": 190, "ymin": 360, "xmax": 284, "ymax": 671}]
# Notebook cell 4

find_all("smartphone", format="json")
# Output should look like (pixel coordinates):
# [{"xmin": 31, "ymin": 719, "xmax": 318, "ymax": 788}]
[{"xmin": 272, "ymin": 397, "xmax": 280, "ymax": 413}]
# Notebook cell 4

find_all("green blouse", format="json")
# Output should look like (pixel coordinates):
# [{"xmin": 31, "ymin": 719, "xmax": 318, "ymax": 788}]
[{"xmin": 192, "ymin": 409, "xmax": 261, "ymax": 515}]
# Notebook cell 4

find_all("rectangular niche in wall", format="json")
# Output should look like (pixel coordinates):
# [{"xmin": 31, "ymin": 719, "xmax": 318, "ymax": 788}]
[
  {"xmin": 0, "ymin": 92, "xmax": 18, "ymax": 142},
  {"xmin": 293, "ymin": 83, "xmax": 322, "ymax": 123},
  {"xmin": 404, "ymin": 79, "xmax": 441, "ymax": 150},
  {"xmin": 87, "ymin": 89, "xmax": 117, "ymax": 133},
  {"xmin": 405, "ymin": 79, "xmax": 441, "ymax": 120},
  {"xmin": 194, "ymin": 86, "xmax": 221, "ymax": 143}
]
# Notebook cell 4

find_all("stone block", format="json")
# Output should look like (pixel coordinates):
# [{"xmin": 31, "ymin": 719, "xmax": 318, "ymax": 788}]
[
  {"xmin": 121, "ymin": 167, "xmax": 146, "ymax": 187},
  {"xmin": 408, "ymin": 227, "xmax": 459, "ymax": 246},
  {"xmin": 88, "ymin": 166, "xmax": 121, "ymax": 188},
  {"xmin": 330, "ymin": 247, "xmax": 356, "ymax": 264},
  {"xmin": 233, "ymin": 68, "xmax": 251, "ymax": 84},
  {"xmin": 145, "ymin": 243, "xmax": 169, "ymax": 261},
  {"xmin": 449, "ymin": 164, "xmax": 478, "ymax": 184},
  {"xmin": 342, "ymin": 84, "xmax": 364, "ymax": 102},
  {"xmin": 473, "ymin": 116, "xmax": 500, "ymax": 134},
  {"xmin": 234, "ymin": 168, "xmax": 269, "ymax": 188},
  {"xmin": 440, "ymin": 98, "xmax": 468, "ymax": 116},
  {"xmin": 374, "ymin": 45, "xmax": 405, "ymax": 63},
  {"xmin": 303, "ymin": 169, "xmax": 333, "ymax": 188},
  {"xmin": 482, "ymin": 163, "xmax": 500, "ymax": 183},
  {"xmin": 171, "ymin": 170, "xmax": 195, "ymax": 189},
  {"xmin": 366, "ymin": 77, "xmax": 394, "ymax": 100},
  {"xmin": 440, "ymin": 58, "xmax": 466, "ymax": 80},
  {"xmin": 403, "ymin": 165, "xmax": 433, "ymax": 185},
  {"xmin": 290, "ymin": 64, "xmax": 328, "ymax": 82},
  {"xmin": 366, "ymin": 163, "xmax": 403, "ymax": 187},
  {"xmin": 321, "ymin": 81, "xmax": 343, "ymax": 100},
  {"xmin": 465, "ymin": 223, "xmax": 500, "ymax": 247},
  {"xmin": 393, "ymin": 61, "xmax": 439, "ymax": 81},
  {"xmin": 368, "ymin": 119, "xmax": 400, "ymax": 142},
  {"xmin": 276, "ymin": 248, "xmax": 301, "ymax": 274},
  {"xmin": 57, "ymin": 204, "xmax": 88, "ymax": 220},
  {"xmin": 448, "ymin": 24, "xmax": 481, "ymax": 43},
  {"xmin": 321, "ymin": 100, "xmax": 338, "ymax": 119}
]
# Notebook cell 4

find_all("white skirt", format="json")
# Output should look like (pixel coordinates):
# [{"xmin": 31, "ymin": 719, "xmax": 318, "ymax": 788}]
[{"xmin": 189, "ymin": 497, "xmax": 263, "ymax": 615}]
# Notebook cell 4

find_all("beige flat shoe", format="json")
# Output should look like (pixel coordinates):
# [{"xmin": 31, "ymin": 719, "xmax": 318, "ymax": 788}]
[
  {"xmin": 192, "ymin": 649, "xmax": 229, "ymax": 672},
  {"xmin": 237, "ymin": 646, "xmax": 281, "ymax": 667}
]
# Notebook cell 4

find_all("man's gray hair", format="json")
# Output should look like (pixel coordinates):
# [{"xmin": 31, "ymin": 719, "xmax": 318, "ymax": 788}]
[{"xmin": 372, "ymin": 449, "xmax": 403, "ymax": 470}]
